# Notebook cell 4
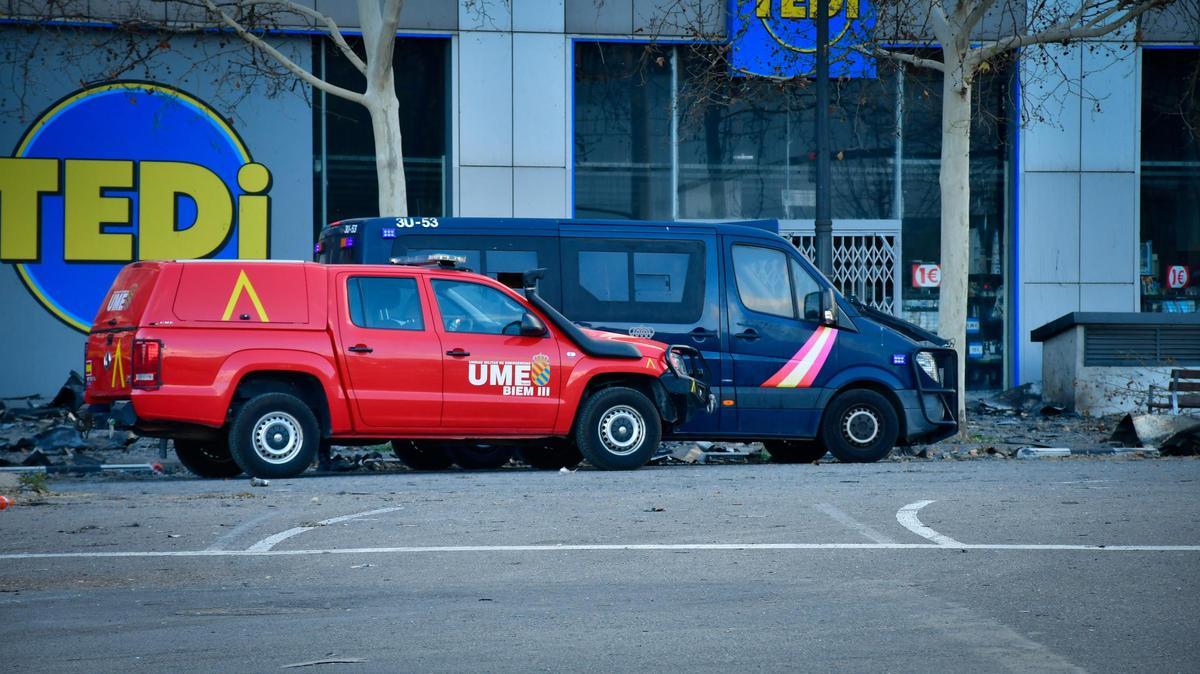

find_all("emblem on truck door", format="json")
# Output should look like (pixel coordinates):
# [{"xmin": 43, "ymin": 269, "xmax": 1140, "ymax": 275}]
[{"xmin": 467, "ymin": 354, "xmax": 552, "ymax": 397}]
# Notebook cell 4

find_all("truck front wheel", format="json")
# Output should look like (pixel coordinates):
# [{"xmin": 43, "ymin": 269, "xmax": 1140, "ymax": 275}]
[
  {"xmin": 574, "ymin": 387, "xmax": 661, "ymax": 470},
  {"xmin": 228, "ymin": 393, "xmax": 320, "ymax": 479},
  {"xmin": 819, "ymin": 389, "xmax": 898, "ymax": 463},
  {"xmin": 174, "ymin": 438, "xmax": 243, "ymax": 478}
]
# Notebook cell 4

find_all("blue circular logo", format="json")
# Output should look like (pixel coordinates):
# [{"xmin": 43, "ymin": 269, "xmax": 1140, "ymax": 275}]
[{"xmin": 4, "ymin": 81, "xmax": 270, "ymax": 331}]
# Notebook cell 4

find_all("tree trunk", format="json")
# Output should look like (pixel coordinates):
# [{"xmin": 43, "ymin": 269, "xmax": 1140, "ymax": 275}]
[
  {"xmin": 358, "ymin": 0, "xmax": 407, "ymax": 217},
  {"xmin": 364, "ymin": 79, "xmax": 408, "ymax": 217},
  {"xmin": 938, "ymin": 59, "xmax": 972, "ymax": 428}
]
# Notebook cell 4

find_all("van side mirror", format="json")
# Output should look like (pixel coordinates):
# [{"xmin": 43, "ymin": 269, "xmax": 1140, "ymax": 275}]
[
  {"xmin": 520, "ymin": 312, "xmax": 548, "ymax": 337},
  {"xmin": 820, "ymin": 288, "xmax": 839, "ymax": 327}
]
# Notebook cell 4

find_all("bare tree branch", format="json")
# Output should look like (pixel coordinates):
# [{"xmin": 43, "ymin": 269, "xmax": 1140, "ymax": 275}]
[
  {"xmin": 270, "ymin": 0, "xmax": 367, "ymax": 74},
  {"xmin": 862, "ymin": 46, "xmax": 949, "ymax": 72},
  {"xmin": 973, "ymin": 1, "xmax": 1165, "ymax": 64},
  {"xmin": 962, "ymin": 0, "xmax": 998, "ymax": 34},
  {"xmin": 201, "ymin": 0, "xmax": 365, "ymax": 103}
]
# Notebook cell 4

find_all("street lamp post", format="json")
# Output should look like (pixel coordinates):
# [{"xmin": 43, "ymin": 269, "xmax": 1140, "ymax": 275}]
[{"xmin": 814, "ymin": 0, "xmax": 833, "ymax": 278}]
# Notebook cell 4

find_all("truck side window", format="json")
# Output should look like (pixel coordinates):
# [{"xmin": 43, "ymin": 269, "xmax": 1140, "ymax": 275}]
[
  {"xmin": 432, "ymin": 280, "xmax": 530, "ymax": 336},
  {"xmin": 347, "ymin": 277, "xmax": 425, "ymax": 331},
  {"xmin": 792, "ymin": 258, "xmax": 821, "ymax": 321},
  {"xmin": 732, "ymin": 245, "xmax": 794, "ymax": 318}
]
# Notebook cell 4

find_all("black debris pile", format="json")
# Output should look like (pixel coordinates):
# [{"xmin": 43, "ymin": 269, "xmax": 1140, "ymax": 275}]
[
  {"xmin": 0, "ymin": 373, "xmax": 140, "ymax": 471},
  {"xmin": 318, "ymin": 449, "xmax": 402, "ymax": 472}
]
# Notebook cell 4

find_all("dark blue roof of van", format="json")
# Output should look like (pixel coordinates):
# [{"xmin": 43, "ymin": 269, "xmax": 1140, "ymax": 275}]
[{"xmin": 324, "ymin": 217, "xmax": 785, "ymax": 241}]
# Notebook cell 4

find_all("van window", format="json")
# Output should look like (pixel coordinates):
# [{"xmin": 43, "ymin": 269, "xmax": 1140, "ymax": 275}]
[
  {"xmin": 347, "ymin": 277, "xmax": 424, "ymax": 330},
  {"xmin": 432, "ymin": 280, "xmax": 529, "ymax": 335},
  {"xmin": 732, "ymin": 245, "xmax": 793, "ymax": 318},
  {"xmin": 563, "ymin": 238, "xmax": 705, "ymax": 323},
  {"xmin": 792, "ymin": 259, "xmax": 821, "ymax": 321}
]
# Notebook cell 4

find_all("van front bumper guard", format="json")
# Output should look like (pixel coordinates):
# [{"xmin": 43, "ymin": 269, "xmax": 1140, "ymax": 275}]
[{"xmin": 911, "ymin": 346, "xmax": 959, "ymax": 432}]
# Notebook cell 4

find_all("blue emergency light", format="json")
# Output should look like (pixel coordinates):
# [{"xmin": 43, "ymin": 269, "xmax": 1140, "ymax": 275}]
[{"xmin": 340, "ymin": 237, "xmax": 354, "ymax": 248}]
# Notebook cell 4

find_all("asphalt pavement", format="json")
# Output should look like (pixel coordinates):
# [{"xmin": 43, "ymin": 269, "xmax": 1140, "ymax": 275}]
[{"xmin": 2, "ymin": 458, "xmax": 1199, "ymax": 672}]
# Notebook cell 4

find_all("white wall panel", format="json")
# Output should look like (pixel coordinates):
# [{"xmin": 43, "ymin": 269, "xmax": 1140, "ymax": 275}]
[
  {"xmin": 1021, "ymin": 172, "xmax": 1080, "ymax": 283},
  {"xmin": 1021, "ymin": 44, "xmax": 1082, "ymax": 173},
  {"xmin": 459, "ymin": 31, "xmax": 513, "ymax": 167},
  {"xmin": 459, "ymin": 166, "xmax": 514, "ymax": 216},
  {"xmin": 1080, "ymin": 47, "xmax": 1138, "ymax": 172},
  {"xmin": 514, "ymin": 167, "xmax": 568, "ymax": 217},
  {"xmin": 1079, "ymin": 173, "xmax": 1137, "ymax": 283},
  {"xmin": 514, "ymin": 0, "xmax": 565, "ymax": 33},
  {"xmin": 1080, "ymin": 283, "xmax": 1137, "ymax": 312},
  {"xmin": 513, "ymin": 34, "xmax": 567, "ymax": 167},
  {"xmin": 1020, "ymin": 283, "xmax": 1080, "ymax": 384},
  {"xmin": 460, "ymin": 0, "xmax": 512, "ymax": 31}
]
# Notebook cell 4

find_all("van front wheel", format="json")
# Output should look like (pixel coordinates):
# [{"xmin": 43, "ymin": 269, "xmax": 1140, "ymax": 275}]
[
  {"xmin": 228, "ymin": 393, "xmax": 320, "ymax": 479},
  {"xmin": 574, "ymin": 387, "xmax": 661, "ymax": 470},
  {"xmin": 819, "ymin": 389, "xmax": 898, "ymax": 463}
]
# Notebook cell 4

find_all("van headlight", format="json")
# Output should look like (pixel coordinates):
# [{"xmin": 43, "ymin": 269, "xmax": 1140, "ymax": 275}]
[{"xmin": 915, "ymin": 351, "xmax": 940, "ymax": 384}]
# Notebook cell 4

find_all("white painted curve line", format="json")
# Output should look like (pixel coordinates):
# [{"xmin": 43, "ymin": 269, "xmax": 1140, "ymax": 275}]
[
  {"xmin": 246, "ymin": 506, "xmax": 405, "ymax": 552},
  {"xmin": 3, "ymin": 543, "xmax": 1200, "ymax": 560},
  {"xmin": 897, "ymin": 500, "xmax": 964, "ymax": 547}
]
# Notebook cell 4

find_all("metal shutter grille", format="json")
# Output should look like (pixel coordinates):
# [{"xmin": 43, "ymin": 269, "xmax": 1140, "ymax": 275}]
[{"xmin": 1085, "ymin": 326, "xmax": 1200, "ymax": 366}]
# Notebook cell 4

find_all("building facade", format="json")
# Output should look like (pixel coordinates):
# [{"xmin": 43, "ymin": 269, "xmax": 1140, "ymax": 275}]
[{"xmin": 0, "ymin": 0, "xmax": 1197, "ymax": 397}]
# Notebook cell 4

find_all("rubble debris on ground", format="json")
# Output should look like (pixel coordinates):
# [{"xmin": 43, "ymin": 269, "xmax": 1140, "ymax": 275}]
[{"xmin": 1110, "ymin": 414, "xmax": 1200, "ymax": 455}]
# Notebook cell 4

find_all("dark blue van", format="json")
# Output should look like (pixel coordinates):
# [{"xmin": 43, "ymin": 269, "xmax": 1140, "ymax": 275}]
[{"xmin": 316, "ymin": 217, "xmax": 958, "ymax": 464}]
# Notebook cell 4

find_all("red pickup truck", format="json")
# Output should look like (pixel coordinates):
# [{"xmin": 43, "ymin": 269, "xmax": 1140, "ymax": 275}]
[{"xmin": 83, "ymin": 259, "xmax": 710, "ymax": 478}]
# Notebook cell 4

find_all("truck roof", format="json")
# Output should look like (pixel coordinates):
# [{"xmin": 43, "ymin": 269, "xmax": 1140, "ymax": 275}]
[{"xmin": 319, "ymin": 216, "xmax": 787, "ymax": 242}]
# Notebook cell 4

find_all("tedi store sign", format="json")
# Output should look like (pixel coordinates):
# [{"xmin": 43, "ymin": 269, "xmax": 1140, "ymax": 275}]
[
  {"xmin": 730, "ymin": 0, "xmax": 876, "ymax": 78},
  {"xmin": 0, "ymin": 81, "xmax": 271, "ymax": 332}
]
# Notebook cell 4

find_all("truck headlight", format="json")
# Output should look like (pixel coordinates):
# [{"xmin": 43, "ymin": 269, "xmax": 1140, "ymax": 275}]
[
  {"xmin": 915, "ymin": 351, "xmax": 940, "ymax": 384},
  {"xmin": 667, "ymin": 351, "xmax": 687, "ymax": 375}
]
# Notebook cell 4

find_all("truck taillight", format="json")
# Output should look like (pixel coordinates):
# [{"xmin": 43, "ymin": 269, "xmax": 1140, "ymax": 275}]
[{"xmin": 132, "ymin": 339, "xmax": 162, "ymax": 389}]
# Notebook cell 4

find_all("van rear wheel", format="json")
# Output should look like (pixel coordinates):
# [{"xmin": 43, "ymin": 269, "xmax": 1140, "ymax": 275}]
[
  {"xmin": 174, "ymin": 438, "xmax": 243, "ymax": 478},
  {"xmin": 445, "ymin": 443, "xmax": 515, "ymax": 470},
  {"xmin": 391, "ymin": 441, "xmax": 453, "ymax": 470},
  {"xmin": 574, "ymin": 387, "xmax": 661, "ymax": 470},
  {"xmin": 228, "ymin": 393, "xmax": 320, "ymax": 479},
  {"xmin": 763, "ymin": 440, "xmax": 827, "ymax": 464},
  {"xmin": 518, "ymin": 440, "xmax": 583, "ymax": 470},
  {"xmin": 819, "ymin": 389, "xmax": 898, "ymax": 463}
]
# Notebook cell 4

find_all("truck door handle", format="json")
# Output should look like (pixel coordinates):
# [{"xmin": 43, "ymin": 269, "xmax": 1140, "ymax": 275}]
[
  {"xmin": 348, "ymin": 344, "xmax": 373, "ymax": 353},
  {"xmin": 446, "ymin": 349, "xmax": 470, "ymax": 358},
  {"xmin": 690, "ymin": 327, "xmax": 718, "ymax": 340},
  {"xmin": 734, "ymin": 329, "xmax": 760, "ymax": 341}
]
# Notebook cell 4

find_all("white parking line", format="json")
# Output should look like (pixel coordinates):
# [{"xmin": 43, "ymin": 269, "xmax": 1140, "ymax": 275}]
[
  {"xmin": 1, "ymin": 542, "xmax": 1199, "ymax": 560},
  {"xmin": 205, "ymin": 511, "xmax": 278, "ymax": 552},
  {"xmin": 813, "ymin": 503, "xmax": 898, "ymax": 544},
  {"xmin": 896, "ymin": 500, "xmax": 965, "ymax": 547},
  {"xmin": 246, "ymin": 506, "xmax": 405, "ymax": 552}
]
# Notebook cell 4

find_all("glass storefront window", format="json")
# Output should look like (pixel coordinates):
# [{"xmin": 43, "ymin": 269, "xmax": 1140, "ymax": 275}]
[
  {"xmin": 571, "ymin": 42, "xmax": 1013, "ymax": 390},
  {"xmin": 899, "ymin": 62, "xmax": 1011, "ymax": 390},
  {"xmin": 312, "ymin": 37, "xmax": 449, "ymax": 229},
  {"xmin": 1141, "ymin": 49, "xmax": 1200, "ymax": 313},
  {"xmin": 573, "ymin": 43, "xmax": 674, "ymax": 220}
]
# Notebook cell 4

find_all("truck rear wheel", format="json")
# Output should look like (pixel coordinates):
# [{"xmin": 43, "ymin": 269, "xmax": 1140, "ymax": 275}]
[
  {"xmin": 174, "ymin": 438, "xmax": 243, "ymax": 478},
  {"xmin": 574, "ymin": 387, "xmax": 661, "ymax": 470},
  {"xmin": 819, "ymin": 389, "xmax": 898, "ymax": 463},
  {"xmin": 391, "ymin": 441, "xmax": 453, "ymax": 470},
  {"xmin": 228, "ymin": 393, "xmax": 320, "ymax": 479},
  {"xmin": 763, "ymin": 440, "xmax": 827, "ymax": 464},
  {"xmin": 518, "ymin": 440, "xmax": 583, "ymax": 470},
  {"xmin": 445, "ymin": 443, "xmax": 514, "ymax": 470}
]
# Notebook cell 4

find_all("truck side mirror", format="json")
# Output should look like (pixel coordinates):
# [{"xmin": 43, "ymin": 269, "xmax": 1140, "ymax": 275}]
[
  {"xmin": 820, "ymin": 288, "xmax": 839, "ymax": 327},
  {"xmin": 520, "ymin": 312, "xmax": 548, "ymax": 337}
]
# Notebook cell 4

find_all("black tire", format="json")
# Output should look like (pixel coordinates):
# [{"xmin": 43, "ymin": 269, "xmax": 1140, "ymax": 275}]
[
  {"xmin": 227, "ymin": 392, "xmax": 320, "ymax": 479},
  {"xmin": 573, "ymin": 387, "xmax": 661, "ymax": 470},
  {"xmin": 174, "ymin": 438, "xmax": 243, "ymax": 478},
  {"xmin": 763, "ymin": 439, "xmax": 827, "ymax": 464},
  {"xmin": 819, "ymin": 389, "xmax": 899, "ymax": 463},
  {"xmin": 390, "ymin": 440, "xmax": 453, "ymax": 470},
  {"xmin": 445, "ymin": 443, "xmax": 515, "ymax": 470},
  {"xmin": 518, "ymin": 440, "xmax": 583, "ymax": 470}
]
